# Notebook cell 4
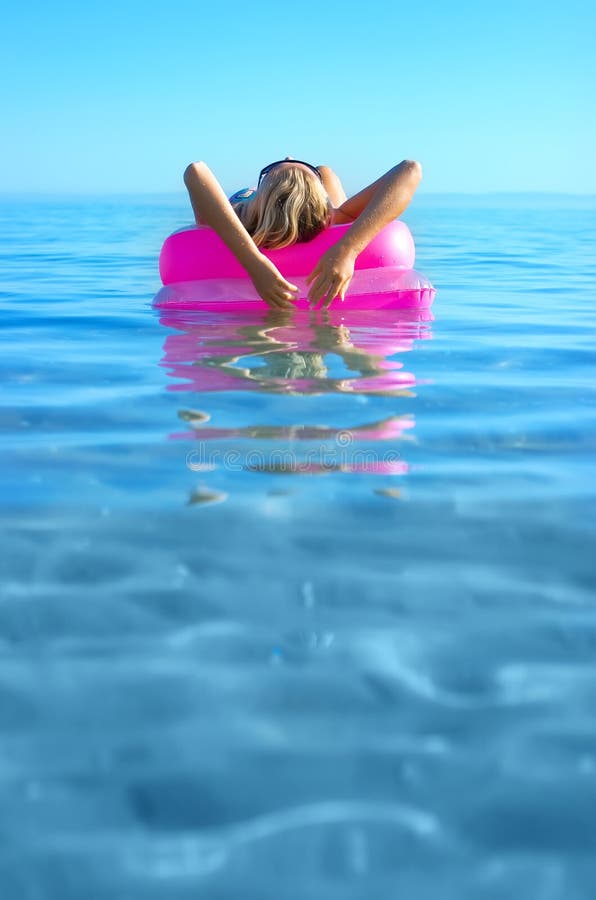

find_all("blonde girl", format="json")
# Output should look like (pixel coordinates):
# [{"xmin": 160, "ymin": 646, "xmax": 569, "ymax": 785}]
[{"xmin": 184, "ymin": 156, "xmax": 422, "ymax": 310}]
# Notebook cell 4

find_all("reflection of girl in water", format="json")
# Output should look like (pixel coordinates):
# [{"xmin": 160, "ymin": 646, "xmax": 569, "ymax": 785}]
[
  {"xmin": 226, "ymin": 315, "xmax": 415, "ymax": 394},
  {"xmin": 160, "ymin": 309, "xmax": 428, "ymax": 395},
  {"xmin": 249, "ymin": 350, "xmax": 329, "ymax": 382}
]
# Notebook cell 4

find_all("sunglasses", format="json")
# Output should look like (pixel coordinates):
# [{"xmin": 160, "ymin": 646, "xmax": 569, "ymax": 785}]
[{"xmin": 258, "ymin": 159, "xmax": 322, "ymax": 187}]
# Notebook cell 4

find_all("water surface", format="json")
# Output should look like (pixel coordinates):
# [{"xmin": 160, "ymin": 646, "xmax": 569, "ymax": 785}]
[{"xmin": 1, "ymin": 193, "xmax": 595, "ymax": 899}]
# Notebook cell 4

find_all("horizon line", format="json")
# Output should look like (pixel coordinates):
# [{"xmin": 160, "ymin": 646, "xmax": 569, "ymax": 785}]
[{"xmin": 1, "ymin": 190, "xmax": 595, "ymax": 199}]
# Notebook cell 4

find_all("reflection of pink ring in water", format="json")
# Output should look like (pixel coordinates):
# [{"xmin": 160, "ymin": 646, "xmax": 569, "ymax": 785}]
[
  {"xmin": 169, "ymin": 416, "xmax": 415, "ymax": 443},
  {"xmin": 243, "ymin": 461, "xmax": 409, "ymax": 476},
  {"xmin": 155, "ymin": 221, "xmax": 435, "ymax": 311},
  {"xmin": 158, "ymin": 309, "xmax": 430, "ymax": 395}
]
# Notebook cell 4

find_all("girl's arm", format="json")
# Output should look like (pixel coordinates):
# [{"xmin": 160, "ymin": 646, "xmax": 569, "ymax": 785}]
[
  {"xmin": 306, "ymin": 160, "xmax": 422, "ymax": 307},
  {"xmin": 183, "ymin": 162, "xmax": 298, "ymax": 310}
]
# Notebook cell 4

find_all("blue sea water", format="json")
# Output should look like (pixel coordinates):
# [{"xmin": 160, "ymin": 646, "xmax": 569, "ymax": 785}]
[{"xmin": 1, "ymin": 192, "xmax": 595, "ymax": 899}]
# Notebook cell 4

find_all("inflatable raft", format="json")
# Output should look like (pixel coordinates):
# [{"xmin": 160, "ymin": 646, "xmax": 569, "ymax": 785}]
[{"xmin": 154, "ymin": 220, "xmax": 435, "ymax": 311}]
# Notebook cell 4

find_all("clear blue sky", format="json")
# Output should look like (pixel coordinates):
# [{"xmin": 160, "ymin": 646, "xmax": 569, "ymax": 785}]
[{"xmin": 1, "ymin": 0, "xmax": 594, "ymax": 195}]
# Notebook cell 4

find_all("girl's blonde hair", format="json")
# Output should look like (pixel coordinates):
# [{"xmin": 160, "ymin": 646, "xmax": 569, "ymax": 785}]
[{"xmin": 234, "ymin": 165, "xmax": 331, "ymax": 250}]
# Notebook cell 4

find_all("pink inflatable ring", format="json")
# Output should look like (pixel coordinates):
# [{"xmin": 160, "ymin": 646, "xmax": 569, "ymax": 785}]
[{"xmin": 155, "ymin": 220, "xmax": 435, "ymax": 311}]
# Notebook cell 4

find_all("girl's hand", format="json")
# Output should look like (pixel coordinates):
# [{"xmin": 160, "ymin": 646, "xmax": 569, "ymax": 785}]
[
  {"xmin": 249, "ymin": 256, "xmax": 299, "ymax": 310},
  {"xmin": 306, "ymin": 244, "xmax": 357, "ymax": 308}
]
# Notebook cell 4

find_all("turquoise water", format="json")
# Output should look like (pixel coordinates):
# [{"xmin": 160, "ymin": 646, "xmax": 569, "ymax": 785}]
[{"xmin": 1, "ymin": 194, "xmax": 595, "ymax": 898}]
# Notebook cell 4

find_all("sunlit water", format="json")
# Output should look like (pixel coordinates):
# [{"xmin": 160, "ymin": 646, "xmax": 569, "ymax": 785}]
[{"xmin": 1, "ymin": 193, "xmax": 595, "ymax": 899}]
